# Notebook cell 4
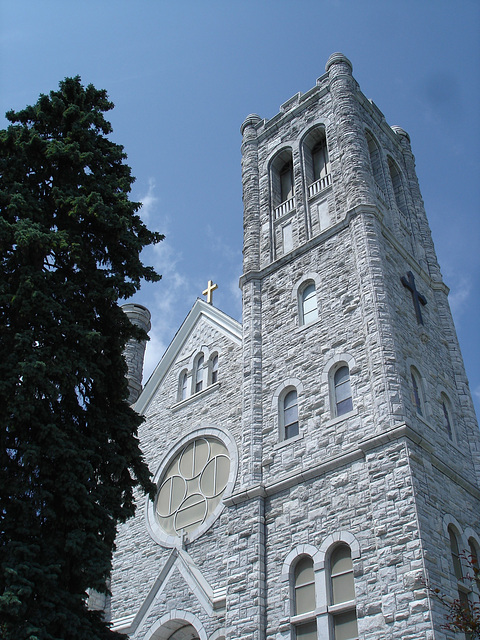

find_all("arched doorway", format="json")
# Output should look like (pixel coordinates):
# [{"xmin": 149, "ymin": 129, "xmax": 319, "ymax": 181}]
[
  {"xmin": 167, "ymin": 624, "xmax": 199, "ymax": 640},
  {"xmin": 147, "ymin": 613, "xmax": 206, "ymax": 640}
]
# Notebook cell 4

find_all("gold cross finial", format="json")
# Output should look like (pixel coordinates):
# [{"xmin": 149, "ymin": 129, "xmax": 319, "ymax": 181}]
[{"xmin": 202, "ymin": 280, "xmax": 218, "ymax": 305}]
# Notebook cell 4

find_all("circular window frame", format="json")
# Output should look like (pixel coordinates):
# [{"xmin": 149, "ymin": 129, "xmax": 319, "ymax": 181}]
[{"xmin": 145, "ymin": 427, "xmax": 238, "ymax": 547}]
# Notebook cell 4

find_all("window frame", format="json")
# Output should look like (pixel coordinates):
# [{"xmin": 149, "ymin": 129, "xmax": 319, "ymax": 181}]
[
  {"xmin": 301, "ymin": 125, "xmax": 331, "ymax": 191},
  {"xmin": 270, "ymin": 148, "xmax": 295, "ymax": 209},
  {"xmin": 327, "ymin": 544, "xmax": 358, "ymax": 640},
  {"xmin": 365, "ymin": 129, "xmax": 387, "ymax": 197},
  {"xmin": 410, "ymin": 366, "xmax": 426, "ymax": 418},
  {"xmin": 194, "ymin": 354, "xmax": 205, "ymax": 394},
  {"xmin": 387, "ymin": 156, "xmax": 408, "ymax": 216},
  {"xmin": 440, "ymin": 392, "xmax": 454, "ymax": 440},
  {"xmin": 210, "ymin": 353, "xmax": 219, "ymax": 385},
  {"xmin": 300, "ymin": 281, "xmax": 318, "ymax": 326},
  {"xmin": 179, "ymin": 369, "xmax": 188, "ymax": 401},
  {"xmin": 331, "ymin": 364, "xmax": 353, "ymax": 418},
  {"xmin": 282, "ymin": 387, "xmax": 299, "ymax": 441}
]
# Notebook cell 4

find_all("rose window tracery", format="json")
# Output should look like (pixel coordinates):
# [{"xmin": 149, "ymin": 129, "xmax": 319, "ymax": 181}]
[{"xmin": 155, "ymin": 437, "xmax": 230, "ymax": 536}]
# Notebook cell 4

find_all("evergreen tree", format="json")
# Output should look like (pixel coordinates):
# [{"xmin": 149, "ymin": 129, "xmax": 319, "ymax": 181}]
[{"xmin": 0, "ymin": 77, "xmax": 163, "ymax": 639}]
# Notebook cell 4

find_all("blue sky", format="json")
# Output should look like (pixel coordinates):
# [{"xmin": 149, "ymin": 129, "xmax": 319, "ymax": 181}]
[{"xmin": 1, "ymin": 1, "xmax": 479, "ymax": 418}]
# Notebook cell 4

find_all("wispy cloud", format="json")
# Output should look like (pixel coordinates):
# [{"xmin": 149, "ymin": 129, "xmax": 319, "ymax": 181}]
[
  {"xmin": 137, "ymin": 180, "xmax": 198, "ymax": 380},
  {"xmin": 446, "ymin": 272, "xmax": 471, "ymax": 321},
  {"xmin": 138, "ymin": 178, "xmax": 158, "ymax": 224}
]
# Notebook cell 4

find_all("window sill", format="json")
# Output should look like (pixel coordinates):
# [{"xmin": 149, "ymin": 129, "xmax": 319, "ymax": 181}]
[
  {"xmin": 296, "ymin": 317, "xmax": 322, "ymax": 333},
  {"xmin": 327, "ymin": 599, "xmax": 356, "ymax": 614},
  {"xmin": 290, "ymin": 611, "xmax": 318, "ymax": 625},
  {"xmin": 323, "ymin": 408, "xmax": 358, "ymax": 428},
  {"xmin": 273, "ymin": 432, "xmax": 304, "ymax": 450},
  {"xmin": 171, "ymin": 382, "xmax": 220, "ymax": 412}
]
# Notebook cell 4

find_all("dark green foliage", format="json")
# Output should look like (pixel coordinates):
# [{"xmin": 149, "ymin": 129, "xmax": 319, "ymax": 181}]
[{"xmin": 0, "ymin": 77, "xmax": 163, "ymax": 639}]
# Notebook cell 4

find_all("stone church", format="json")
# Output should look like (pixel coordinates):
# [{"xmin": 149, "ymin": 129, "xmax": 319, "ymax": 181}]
[{"xmin": 109, "ymin": 53, "xmax": 480, "ymax": 639}]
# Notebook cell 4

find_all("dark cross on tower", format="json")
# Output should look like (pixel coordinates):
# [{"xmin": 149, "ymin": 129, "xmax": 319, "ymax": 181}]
[{"xmin": 401, "ymin": 271, "xmax": 427, "ymax": 325}]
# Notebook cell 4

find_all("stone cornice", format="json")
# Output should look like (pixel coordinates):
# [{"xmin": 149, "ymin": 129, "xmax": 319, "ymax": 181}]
[
  {"xmin": 239, "ymin": 203, "xmax": 449, "ymax": 297},
  {"xmin": 224, "ymin": 423, "xmax": 480, "ymax": 506}
]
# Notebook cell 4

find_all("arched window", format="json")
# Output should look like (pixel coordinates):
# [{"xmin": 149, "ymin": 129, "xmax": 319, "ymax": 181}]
[
  {"xmin": 449, "ymin": 526, "xmax": 463, "ymax": 581},
  {"xmin": 366, "ymin": 130, "xmax": 386, "ymax": 196},
  {"xmin": 441, "ymin": 394, "xmax": 453, "ymax": 440},
  {"xmin": 282, "ymin": 389, "xmax": 299, "ymax": 440},
  {"xmin": 329, "ymin": 545, "xmax": 358, "ymax": 640},
  {"xmin": 312, "ymin": 141, "xmax": 329, "ymax": 183},
  {"xmin": 195, "ymin": 355, "xmax": 204, "ymax": 393},
  {"xmin": 293, "ymin": 556, "xmax": 317, "ymax": 639},
  {"xmin": 270, "ymin": 149, "xmax": 295, "ymax": 217},
  {"xmin": 280, "ymin": 160, "xmax": 294, "ymax": 203},
  {"xmin": 388, "ymin": 157, "xmax": 408, "ymax": 216},
  {"xmin": 300, "ymin": 282, "xmax": 318, "ymax": 325},
  {"xmin": 294, "ymin": 556, "xmax": 315, "ymax": 615},
  {"xmin": 180, "ymin": 371, "xmax": 188, "ymax": 401},
  {"xmin": 410, "ymin": 367, "xmax": 425, "ymax": 417},
  {"xmin": 333, "ymin": 365, "xmax": 353, "ymax": 417},
  {"xmin": 468, "ymin": 538, "xmax": 480, "ymax": 591},
  {"xmin": 302, "ymin": 127, "xmax": 331, "ymax": 199},
  {"xmin": 448, "ymin": 525, "xmax": 471, "ymax": 615},
  {"xmin": 211, "ymin": 354, "xmax": 219, "ymax": 384}
]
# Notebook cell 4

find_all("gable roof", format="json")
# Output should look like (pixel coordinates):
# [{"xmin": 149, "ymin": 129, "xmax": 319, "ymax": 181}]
[{"xmin": 134, "ymin": 298, "xmax": 242, "ymax": 415}]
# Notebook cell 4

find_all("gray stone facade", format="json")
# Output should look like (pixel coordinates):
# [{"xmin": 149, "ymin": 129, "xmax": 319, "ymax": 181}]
[{"xmin": 111, "ymin": 53, "xmax": 480, "ymax": 640}]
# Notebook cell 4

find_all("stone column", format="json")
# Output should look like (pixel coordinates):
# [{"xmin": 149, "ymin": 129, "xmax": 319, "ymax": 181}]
[
  {"xmin": 121, "ymin": 303, "xmax": 151, "ymax": 404},
  {"xmin": 391, "ymin": 126, "xmax": 441, "ymax": 280},
  {"xmin": 241, "ymin": 113, "xmax": 262, "ymax": 274},
  {"xmin": 326, "ymin": 52, "xmax": 373, "ymax": 210}
]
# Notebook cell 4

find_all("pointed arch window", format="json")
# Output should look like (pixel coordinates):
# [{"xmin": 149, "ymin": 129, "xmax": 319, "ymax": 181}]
[
  {"xmin": 301, "ymin": 283, "xmax": 318, "ymax": 325},
  {"xmin": 195, "ymin": 355, "xmax": 204, "ymax": 393},
  {"xmin": 333, "ymin": 366, "xmax": 353, "ymax": 417},
  {"xmin": 329, "ymin": 544, "xmax": 358, "ymax": 640},
  {"xmin": 282, "ymin": 389, "xmax": 299, "ymax": 440}
]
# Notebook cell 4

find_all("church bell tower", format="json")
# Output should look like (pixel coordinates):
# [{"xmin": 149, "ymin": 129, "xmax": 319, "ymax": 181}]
[
  {"xmin": 234, "ymin": 52, "xmax": 480, "ymax": 639},
  {"xmin": 109, "ymin": 53, "xmax": 479, "ymax": 640}
]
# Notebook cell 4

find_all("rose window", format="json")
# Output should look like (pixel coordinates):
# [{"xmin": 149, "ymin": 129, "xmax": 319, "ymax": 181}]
[{"xmin": 155, "ymin": 436, "xmax": 230, "ymax": 537}]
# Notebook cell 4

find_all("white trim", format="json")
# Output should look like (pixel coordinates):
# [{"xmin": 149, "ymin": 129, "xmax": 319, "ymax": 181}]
[
  {"xmin": 321, "ymin": 353, "xmax": 356, "ymax": 385},
  {"xmin": 116, "ymin": 548, "xmax": 225, "ymax": 638},
  {"xmin": 145, "ymin": 426, "xmax": 238, "ymax": 548},
  {"xmin": 272, "ymin": 378, "xmax": 304, "ymax": 442},
  {"xmin": 282, "ymin": 544, "xmax": 322, "ymax": 581},
  {"xmin": 142, "ymin": 609, "xmax": 208, "ymax": 640},
  {"xmin": 134, "ymin": 299, "xmax": 241, "ymax": 415},
  {"xmin": 318, "ymin": 531, "xmax": 361, "ymax": 566}
]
